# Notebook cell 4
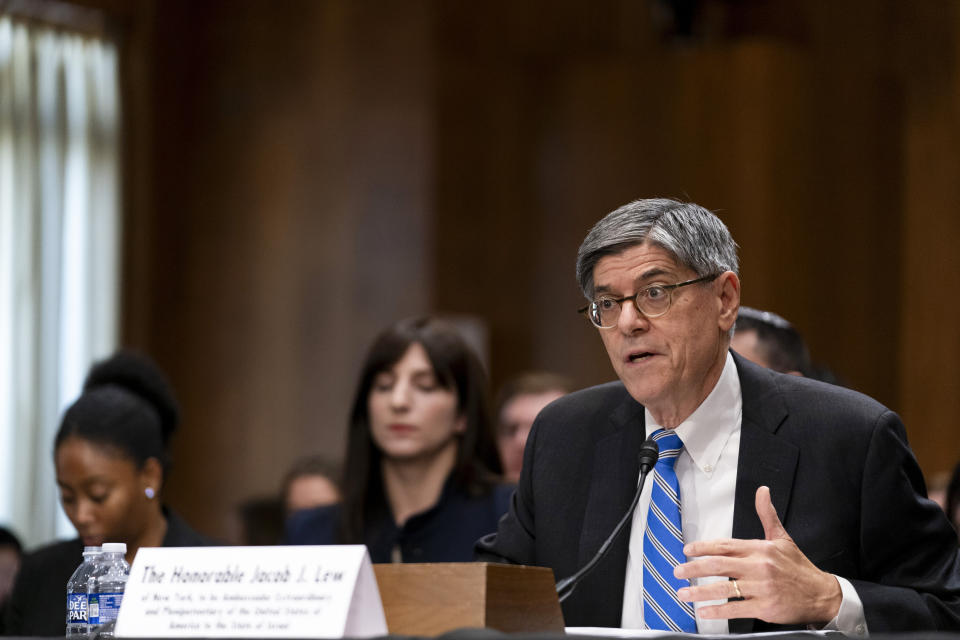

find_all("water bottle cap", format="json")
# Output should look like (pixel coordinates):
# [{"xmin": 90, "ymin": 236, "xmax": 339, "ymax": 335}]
[
  {"xmin": 101, "ymin": 542, "xmax": 127, "ymax": 553},
  {"xmin": 82, "ymin": 545, "xmax": 101, "ymax": 555}
]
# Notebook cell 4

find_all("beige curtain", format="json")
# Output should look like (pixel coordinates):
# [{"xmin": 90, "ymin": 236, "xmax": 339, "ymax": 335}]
[{"xmin": 0, "ymin": 14, "xmax": 120, "ymax": 547}]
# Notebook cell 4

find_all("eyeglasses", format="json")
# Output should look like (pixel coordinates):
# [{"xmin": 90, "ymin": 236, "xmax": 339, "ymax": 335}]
[{"xmin": 578, "ymin": 273, "xmax": 720, "ymax": 329}]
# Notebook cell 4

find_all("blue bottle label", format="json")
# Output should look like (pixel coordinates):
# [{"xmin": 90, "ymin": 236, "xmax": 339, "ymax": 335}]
[
  {"xmin": 67, "ymin": 593, "xmax": 88, "ymax": 624},
  {"xmin": 96, "ymin": 592, "xmax": 124, "ymax": 623}
]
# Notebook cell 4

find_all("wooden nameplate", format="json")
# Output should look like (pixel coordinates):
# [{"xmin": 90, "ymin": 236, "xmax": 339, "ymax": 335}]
[{"xmin": 373, "ymin": 562, "xmax": 565, "ymax": 635}]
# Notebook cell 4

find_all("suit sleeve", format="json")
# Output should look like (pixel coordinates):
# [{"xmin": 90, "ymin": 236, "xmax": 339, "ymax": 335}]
[
  {"xmin": 475, "ymin": 414, "xmax": 542, "ymax": 564},
  {"xmin": 850, "ymin": 410, "xmax": 960, "ymax": 631},
  {"xmin": 283, "ymin": 505, "xmax": 338, "ymax": 545}
]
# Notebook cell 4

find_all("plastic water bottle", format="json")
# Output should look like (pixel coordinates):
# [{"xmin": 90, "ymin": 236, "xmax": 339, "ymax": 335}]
[
  {"xmin": 66, "ymin": 546, "xmax": 101, "ymax": 636},
  {"xmin": 88, "ymin": 542, "xmax": 130, "ymax": 638}
]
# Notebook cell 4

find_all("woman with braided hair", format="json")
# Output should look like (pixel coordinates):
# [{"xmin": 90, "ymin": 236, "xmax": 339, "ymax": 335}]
[{"xmin": 3, "ymin": 351, "xmax": 212, "ymax": 636}]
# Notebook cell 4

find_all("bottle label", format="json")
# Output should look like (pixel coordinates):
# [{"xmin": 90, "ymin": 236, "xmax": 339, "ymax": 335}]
[
  {"xmin": 88, "ymin": 594, "xmax": 100, "ymax": 626},
  {"xmin": 67, "ymin": 593, "xmax": 89, "ymax": 624},
  {"xmin": 96, "ymin": 592, "xmax": 124, "ymax": 624}
]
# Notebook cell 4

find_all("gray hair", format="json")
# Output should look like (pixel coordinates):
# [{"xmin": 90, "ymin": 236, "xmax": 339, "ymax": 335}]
[{"xmin": 576, "ymin": 198, "xmax": 739, "ymax": 300}]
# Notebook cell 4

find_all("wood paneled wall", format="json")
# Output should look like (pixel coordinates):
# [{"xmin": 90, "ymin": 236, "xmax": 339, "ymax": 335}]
[
  {"xmin": 126, "ymin": 1, "xmax": 438, "ymax": 539},
  {"xmin": 114, "ymin": 0, "xmax": 960, "ymax": 540}
]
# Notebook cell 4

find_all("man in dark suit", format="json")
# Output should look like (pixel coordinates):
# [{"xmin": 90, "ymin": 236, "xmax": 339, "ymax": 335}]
[{"xmin": 476, "ymin": 198, "xmax": 960, "ymax": 633}]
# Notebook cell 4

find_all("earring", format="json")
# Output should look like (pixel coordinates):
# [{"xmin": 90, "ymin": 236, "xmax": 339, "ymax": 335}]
[{"xmin": 145, "ymin": 487, "xmax": 156, "ymax": 500}]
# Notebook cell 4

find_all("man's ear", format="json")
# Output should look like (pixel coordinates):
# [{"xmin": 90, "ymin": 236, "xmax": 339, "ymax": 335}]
[{"xmin": 717, "ymin": 271, "xmax": 741, "ymax": 333}]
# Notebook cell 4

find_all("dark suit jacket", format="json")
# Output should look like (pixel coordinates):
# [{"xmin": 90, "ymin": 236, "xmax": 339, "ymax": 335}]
[
  {"xmin": 2, "ymin": 508, "xmax": 214, "ymax": 637},
  {"xmin": 476, "ymin": 353, "xmax": 960, "ymax": 632}
]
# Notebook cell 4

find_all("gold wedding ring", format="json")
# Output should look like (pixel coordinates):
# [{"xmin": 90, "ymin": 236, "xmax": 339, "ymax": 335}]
[{"xmin": 731, "ymin": 579, "xmax": 743, "ymax": 599}]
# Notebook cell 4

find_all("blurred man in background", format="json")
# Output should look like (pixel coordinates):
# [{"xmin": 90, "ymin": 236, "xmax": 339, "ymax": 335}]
[
  {"xmin": 282, "ymin": 455, "xmax": 341, "ymax": 515},
  {"xmin": 731, "ymin": 306, "xmax": 810, "ymax": 376},
  {"xmin": 494, "ymin": 372, "xmax": 572, "ymax": 483}
]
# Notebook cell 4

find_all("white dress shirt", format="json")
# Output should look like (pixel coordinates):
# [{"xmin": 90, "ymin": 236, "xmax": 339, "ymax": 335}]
[{"xmin": 621, "ymin": 352, "xmax": 867, "ymax": 635}]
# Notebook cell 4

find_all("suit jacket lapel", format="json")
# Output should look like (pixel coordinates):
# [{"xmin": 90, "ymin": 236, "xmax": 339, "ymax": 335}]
[
  {"xmin": 577, "ymin": 391, "xmax": 645, "ymax": 626},
  {"xmin": 729, "ymin": 353, "xmax": 800, "ymax": 634}
]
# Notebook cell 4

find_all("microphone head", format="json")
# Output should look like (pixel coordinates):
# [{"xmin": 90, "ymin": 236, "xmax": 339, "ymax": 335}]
[{"xmin": 638, "ymin": 438, "xmax": 660, "ymax": 473}]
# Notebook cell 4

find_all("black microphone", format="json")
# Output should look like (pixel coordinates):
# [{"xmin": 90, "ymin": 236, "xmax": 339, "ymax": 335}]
[{"xmin": 556, "ymin": 437, "xmax": 660, "ymax": 603}]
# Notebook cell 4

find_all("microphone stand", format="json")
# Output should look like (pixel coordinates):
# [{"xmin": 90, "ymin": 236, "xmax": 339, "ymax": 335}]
[{"xmin": 556, "ymin": 440, "xmax": 659, "ymax": 603}]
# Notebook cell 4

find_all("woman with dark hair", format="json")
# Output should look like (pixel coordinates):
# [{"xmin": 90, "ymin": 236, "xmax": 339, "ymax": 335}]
[
  {"xmin": 286, "ymin": 317, "xmax": 512, "ymax": 562},
  {"xmin": 3, "ymin": 351, "xmax": 212, "ymax": 636}
]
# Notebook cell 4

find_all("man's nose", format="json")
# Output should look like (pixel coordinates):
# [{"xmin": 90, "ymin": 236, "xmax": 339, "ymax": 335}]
[{"xmin": 618, "ymin": 297, "xmax": 650, "ymax": 333}]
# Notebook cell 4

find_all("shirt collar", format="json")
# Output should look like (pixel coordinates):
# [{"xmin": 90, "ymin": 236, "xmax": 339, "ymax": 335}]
[{"xmin": 645, "ymin": 351, "xmax": 742, "ymax": 476}]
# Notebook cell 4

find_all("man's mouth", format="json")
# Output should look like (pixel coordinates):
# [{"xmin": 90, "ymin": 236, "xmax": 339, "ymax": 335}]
[{"xmin": 627, "ymin": 352, "xmax": 655, "ymax": 363}]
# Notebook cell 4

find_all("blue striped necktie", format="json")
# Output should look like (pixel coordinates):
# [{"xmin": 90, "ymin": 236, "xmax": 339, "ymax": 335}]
[{"xmin": 642, "ymin": 428, "xmax": 697, "ymax": 632}]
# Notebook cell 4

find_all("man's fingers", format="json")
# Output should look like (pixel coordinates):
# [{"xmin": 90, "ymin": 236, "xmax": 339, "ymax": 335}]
[
  {"xmin": 676, "ymin": 555, "xmax": 743, "ymax": 580},
  {"xmin": 695, "ymin": 600, "xmax": 754, "ymax": 621},
  {"xmin": 755, "ymin": 485, "xmax": 788, "ymax": 541},
  {"xmin": 683, "ymin": 537, "xmax": 756, "ymax": 558},
  {"xmin": 677, "ymin": 579, "xmax": 743, "ymax": 604},
  {"xmin": 677, "ymin": 491, "xmax": 839, "ymax": 625}
]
